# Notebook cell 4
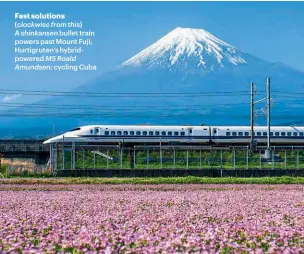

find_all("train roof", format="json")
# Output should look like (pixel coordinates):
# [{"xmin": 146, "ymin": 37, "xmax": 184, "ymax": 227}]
[
  {"xmin": 79, "ymin": 125, "xmax": 207, "ymax": 130},
  {"xmin": 80, "ymin": 125, "xmax": 304, "ymax": 129}
]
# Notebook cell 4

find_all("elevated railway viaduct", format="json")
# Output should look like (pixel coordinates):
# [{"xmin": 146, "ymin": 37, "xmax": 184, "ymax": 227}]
[
  {"xmin": 1, "ymin": 139, "xmax": 304, "ymax": 178},
  {"xmin": 0, "ymin": 139, "xmax": 49, "ymax": 165}
]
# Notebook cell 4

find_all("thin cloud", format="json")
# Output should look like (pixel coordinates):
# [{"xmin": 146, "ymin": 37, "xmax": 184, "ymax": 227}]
[{"xmin": 2, "ymin": 94, "xmax": 22, "ymax": 102}]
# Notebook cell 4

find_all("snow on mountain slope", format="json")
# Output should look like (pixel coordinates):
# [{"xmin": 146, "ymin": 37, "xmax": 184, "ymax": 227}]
[{"xmin": 120, "ymin": 27, "xmax": 248, "ymax": 70}]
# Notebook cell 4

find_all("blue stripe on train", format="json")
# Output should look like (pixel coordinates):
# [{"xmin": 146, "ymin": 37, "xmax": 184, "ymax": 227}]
[{"xmin": 79, "ymin": 135, "xmax": 304, "ymax": 140}]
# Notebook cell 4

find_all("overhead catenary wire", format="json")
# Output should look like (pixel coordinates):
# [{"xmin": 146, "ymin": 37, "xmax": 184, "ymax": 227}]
[
  {"xmin": 0, "ymin": 88, "xmax": 251, "ymax": 97},
  {"xmin": 1, "ymin": 89, "xmax": 304, "ymax": 98},
  {"xmin": 0, "ymin": 100, "xmax": 300, "ymax": 110},
  {"xmin": 0, "ymin": 88, "xmax": 303, "ymax": 119},
  {"xmin": 0, "ymin": 103, "xmax": 297, "ymax": 114},
  {"xmin": 0, "ymin": 88, "xmax": 251, "ymax": 94},
  {"xmin": 272, "ymin": 91, "xmax": 304, "ymax": 95},
  {"xmin": 0, "ymin": 88, "xmax": 302, "ymax": 97},
  {"xmin": 0, "ymin": 102, "xmax": 251, "ymax": 109},
  {"xmin": 0, "ymin": 112, "xmax": 301, "ymax": 118}
]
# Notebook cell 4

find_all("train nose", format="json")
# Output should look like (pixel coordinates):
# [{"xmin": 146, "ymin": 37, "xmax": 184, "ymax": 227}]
[{"xmin": 43, "ymin": 135, "xmax": 64, "ymax": 144}]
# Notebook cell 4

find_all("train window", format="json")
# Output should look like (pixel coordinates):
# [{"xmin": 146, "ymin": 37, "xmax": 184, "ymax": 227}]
[
  {"xmin": 275, "ymin": 132, "xmax": 280, "ymax": 136},
  {"xmin": 257, "ymin": 132, "xmax": 261, "ymax": 136},
  {"xmin": 281, "ymin": 132, "xmax": 286, "ymax": 136},
  {"xmin": 287, "ymin": 132, "xmax": 291, "ymax": 136},
  {"xmin": 143, "ymin": 131, "xmax": 147, "ymax": 136},
  {"xmin": 300, "ymin": 132, "xmax": 304, "ymax": 137},
  {"xmin": 69, "ymin": 127, "xmax": 81, "ymax": 132},
  {"xmin": 293, "ymin": 132, "xmax": 298, "ymax": 136},
  {"xmin": 226, "ymin": 132, "xmax": 231, "ymax": 136},
  {"xmin": 130, "ymin": 131, "xmax": 134, "ymax": 135},
  {"xmin": 245, "ymin": 132, "xmax": 249, "ymax": 136},
  {"xmin": 111, "ymin": 131, "xmax": 115, "ymax": 136},
  {"xmin": 136, "ymin": 131, "xmax": 141, "ymax": 136},
  {"xmin": 94, "ymin": 128, "xmax": 99, "ymax": 135},
  {"xmin": 149, "ymin": 131, "xmax": 153, "ymax": 136},
  {"xmin": 123, "ymin": 131, "xmax": 128, "ymax": 136},
  {"xmin": 90, "ymin": 129, "xmax": 93, "ymax": 134},
  {"xmin": 174, "ymin": 132, "xmax": 179, "ymax": 136},
  {"xmin": 270, "ymin": 132, "xmax": 274, "ymax": 136},
  {"xmin": 168, "ymin": 131, "xmax": 172, "ymax": 136},
  {"xmin": 238, "ymin": 132, "xmax": 243, "ymax": 136},
  {"xmin": 117, "ymin": 131, "xmax": 122, "ymax": 136},
  {"xmin": 189, "ymin": 129, "xmax": 193, "ymax": 134},
  {"xmin": 232, "ymin": 132, "xmax": 237, "ymax": 136},
  {"xmin": 155, "ymin": 131, "xmax": 160, "ymax": 135},
  {"xmin": 263, "ymin": 132, "xmax": 267, "ymax": 136},
  {"xmin": 162, "ymin": 131, "xmax": 166, "ymax": 136},
  {"xmin": 181, "ymin": 132, "xmax": 185, "ymax": 136},
  {"xmin": 105, "ymin": 131, "xmax": 109, "ymax": 136}
]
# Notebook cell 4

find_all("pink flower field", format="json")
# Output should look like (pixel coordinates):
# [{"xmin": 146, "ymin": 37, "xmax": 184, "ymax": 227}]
[{"xmin": 0, "ymin": 184, "xmax": 303, "ymax": 253}]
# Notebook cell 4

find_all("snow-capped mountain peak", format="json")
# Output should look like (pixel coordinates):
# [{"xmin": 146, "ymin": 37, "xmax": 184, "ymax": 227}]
[{"xmin": 120, "ymin": 27, "xmax": 248, "ymax": 70}]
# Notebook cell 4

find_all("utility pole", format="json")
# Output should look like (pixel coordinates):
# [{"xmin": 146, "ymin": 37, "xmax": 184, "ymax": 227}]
[
  {"xmin": 250, "ymin": 78, "xmax": 272, "ymax": 151},
  {"xmin": 266, "ymin": 77, "xmax": 271, "ymax": 150},
  {"xmin": 249, "ymin": 77, "xmax": 273, "ymax": 160},
  {"xmin": 250, "ymin": 82, "xmax": 254, "ymax": 149}
]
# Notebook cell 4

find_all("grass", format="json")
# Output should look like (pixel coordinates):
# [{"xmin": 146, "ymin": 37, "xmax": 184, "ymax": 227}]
[{"xmin": 1, "ymin": 176, "xmax": 304, "ymax": 185}]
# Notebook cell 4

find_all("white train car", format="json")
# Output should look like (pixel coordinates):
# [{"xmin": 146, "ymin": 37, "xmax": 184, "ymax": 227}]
[
  {"xmin": 44, "ymin": 125, "xmax": 304, "ymax": 145},
  {"xmin": 211, "ymin": 126, "xmax": 304, "ymax": 144},
  {"xmin": 43, "ymin": 125, "xmax": 211, "ymax": 144}
]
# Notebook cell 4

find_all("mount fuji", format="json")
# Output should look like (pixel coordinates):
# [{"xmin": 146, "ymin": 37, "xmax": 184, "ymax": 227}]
[
  {"xmin": 120, "ymin": 27, "xmax": 249, "ymax": 70},
  {"xmin": 3, "ymin": 27, "xmax": 304, "ymax": 137},
  {"xmin": 76, "ymin": 26, "xmax": 303, "ymax": 96}
]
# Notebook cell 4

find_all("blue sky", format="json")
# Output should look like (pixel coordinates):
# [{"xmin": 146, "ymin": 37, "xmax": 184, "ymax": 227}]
[{"xmin": 0, "ymin": 1, "xmax": 303, "ymax": 102}]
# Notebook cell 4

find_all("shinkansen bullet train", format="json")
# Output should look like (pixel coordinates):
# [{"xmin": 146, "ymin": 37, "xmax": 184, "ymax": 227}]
[{"xmin": 43, "ymin": 125, "xmax": 304, "ymax": 145}]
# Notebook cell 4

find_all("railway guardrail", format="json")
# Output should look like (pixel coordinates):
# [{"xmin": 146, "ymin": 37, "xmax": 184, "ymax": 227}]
[{"xmin": 48, "ymin": 143, "xmax": 304, "ymax": 177}]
